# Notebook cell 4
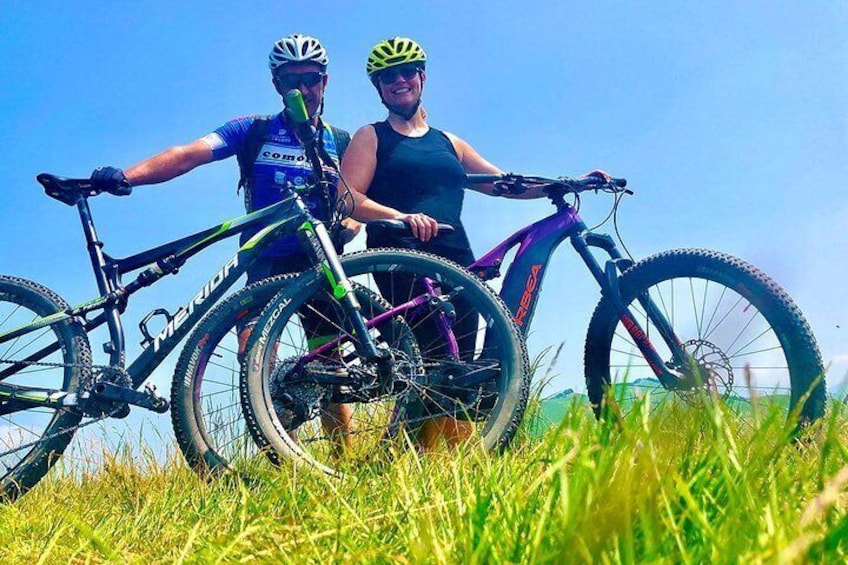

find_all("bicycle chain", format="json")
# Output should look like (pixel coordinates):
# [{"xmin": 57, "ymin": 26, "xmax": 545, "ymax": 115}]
[{"xmin": 0, "ymin": 357, "xmax": 128, "ymax": 461}]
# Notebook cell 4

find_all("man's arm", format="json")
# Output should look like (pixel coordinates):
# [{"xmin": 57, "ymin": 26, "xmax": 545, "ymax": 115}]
[{"xmin": 124, "ymin": 138, "xmax": 214, "ymax": 186}]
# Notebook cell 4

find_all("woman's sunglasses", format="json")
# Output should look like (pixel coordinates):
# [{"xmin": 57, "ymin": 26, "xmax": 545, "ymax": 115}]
[
  {"xmin": 374, "ymin": 64, "xmax": 421, "ymax": 86},
  {"xmin": 276, "ymin": 71, "xmax": 325, "ymax": 90}
]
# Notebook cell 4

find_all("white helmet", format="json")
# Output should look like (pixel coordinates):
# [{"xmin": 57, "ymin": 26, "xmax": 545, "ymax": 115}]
[{"xmin": 268, "ymin": 34, "xmax": 329, "ymax": 70}]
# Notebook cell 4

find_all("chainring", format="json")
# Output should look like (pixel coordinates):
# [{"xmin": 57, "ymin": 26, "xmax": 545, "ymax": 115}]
[{"xmin": 77, "ymin": 366, "xmax": 132, "ymax": 418}]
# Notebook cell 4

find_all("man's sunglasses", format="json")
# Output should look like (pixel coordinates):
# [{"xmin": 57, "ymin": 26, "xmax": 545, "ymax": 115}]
[
  {"xmin": 275, "ymin": 71, "xmax": 325, "ymax": 90},
  {"xmin": 374, "ymin": 64, "xmax": 421, "ymax": 86}
]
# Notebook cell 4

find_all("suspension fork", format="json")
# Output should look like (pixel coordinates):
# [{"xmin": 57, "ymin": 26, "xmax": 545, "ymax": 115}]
[
  {"xmin": 573, "ymin": 231, "xmax": 688, "ymax": 388},
  {"xmin": 297, "ymin": 220, "xmax": 387, "ymax": 364}
]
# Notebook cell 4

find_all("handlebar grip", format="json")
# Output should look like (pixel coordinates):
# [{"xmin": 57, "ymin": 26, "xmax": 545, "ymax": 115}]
[
  {"xmin": 465, "ymin": 173, "xmax": 503, "ymax": 185},
  {"xmin": 366, "ymin": 219, "xmax": 456, "ymax": 238},
  {"xmin": 283, "ymin": 90, "xmax": 311, "ymax": 125},
  {"xmin": 573, "ymin": 176, "xmax": 628, "ymax": 189}
]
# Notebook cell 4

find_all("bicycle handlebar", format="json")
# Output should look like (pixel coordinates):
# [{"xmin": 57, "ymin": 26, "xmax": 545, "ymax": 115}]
[{"xmin": 465, "ymin": 173, "xmax": 629, "ymax": 197}]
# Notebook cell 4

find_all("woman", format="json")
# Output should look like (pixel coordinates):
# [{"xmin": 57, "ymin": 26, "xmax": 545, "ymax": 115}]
[{"xmin": 340, "ymin": 37, "xmax": 606, "ymax": 446}]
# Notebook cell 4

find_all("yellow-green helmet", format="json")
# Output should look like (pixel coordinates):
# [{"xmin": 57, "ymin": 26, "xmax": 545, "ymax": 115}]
[{"xmin": 366, "ymin": 37, "xmax": 427, "ymax": 77}]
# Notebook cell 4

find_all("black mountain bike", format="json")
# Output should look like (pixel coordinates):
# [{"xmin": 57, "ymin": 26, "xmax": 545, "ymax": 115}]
[{"xmin": 0, "ymin": 165, "xmax": 529, "ymax": 501}]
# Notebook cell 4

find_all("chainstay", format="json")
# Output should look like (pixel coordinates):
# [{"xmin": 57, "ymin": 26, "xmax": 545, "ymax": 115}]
[{"xmin": 0, "ymin": 357, "xmax": 127, "ymax": 461}]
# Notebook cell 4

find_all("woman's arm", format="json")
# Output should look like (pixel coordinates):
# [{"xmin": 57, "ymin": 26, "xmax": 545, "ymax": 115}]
[
  {"xmin": 446, "ymin": 132, "xmax": 609, "ymax": 199},
  {"xmin": 339, "ymin": 125, "xmax": 440, "ymax": 241},
  {"xmin": 445, "ymin": 132, "xmax": 544, "ymax": 200}
]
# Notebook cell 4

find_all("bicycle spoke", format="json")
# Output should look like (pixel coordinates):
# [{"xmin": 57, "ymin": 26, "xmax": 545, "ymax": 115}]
[
  {"xmin": 200, "ymin": 387, "xmax": 236, "ymax": 401},
  {"xmin": 728, "ymin": 344, "xmax": 784, "ymax": 359},
  {"xmin": 702, "ymin": 285, "xmax": 729, "ymax": 339},
  {"xmin": 3, "ymin": 326, "xmax": 53, "ymax": 364},
  {"xmin": 728, "ymin": 322, "xmax": 774, "ymax": 359},
  {"xmin": 689, "ymin": 278, "xmax": 703, "ymax": 339},
  {"xmin": 722, "ymin": 305, "xmax": 760, "ymax": 356},
  {"xmin": 702, "ymin": 294, "xmax": 745, "ymax": 342}
]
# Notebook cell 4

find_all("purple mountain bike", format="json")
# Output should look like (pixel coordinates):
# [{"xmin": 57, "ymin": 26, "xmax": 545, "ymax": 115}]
[{"xmin": 465, "ymin": 172, "xmax": 826, "ymax": 424}]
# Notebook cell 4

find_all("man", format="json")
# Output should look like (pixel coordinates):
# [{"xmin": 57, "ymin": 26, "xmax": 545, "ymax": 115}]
[{"xmin": 89, "ymin": 33, "xmax": 354, "ymax": 444}]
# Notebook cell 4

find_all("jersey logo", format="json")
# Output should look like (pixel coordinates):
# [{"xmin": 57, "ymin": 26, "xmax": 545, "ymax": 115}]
[{"xmin": 256, "ymin": 145, "xmax": 308, "ymax": 165}]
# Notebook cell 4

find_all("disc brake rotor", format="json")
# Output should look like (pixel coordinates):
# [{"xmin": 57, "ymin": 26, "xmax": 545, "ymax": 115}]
[{"xmin": 677, "ymin": 339, "xmax": 734, "ymax": 400}]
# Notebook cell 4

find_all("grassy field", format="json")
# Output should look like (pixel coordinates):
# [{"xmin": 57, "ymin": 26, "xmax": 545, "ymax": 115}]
[{"xmin": 1, "ymin": 395, "xmax": 847, "ymax": 564}]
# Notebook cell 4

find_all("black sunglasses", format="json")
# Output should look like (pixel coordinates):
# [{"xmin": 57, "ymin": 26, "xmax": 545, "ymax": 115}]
[
  {"xmin": 276, "ymin": 71, "xmax": 325, "ymax": 90},
  {"xmin": 374, "ymin": 64, "xmax": 421, "ymax": 85}
]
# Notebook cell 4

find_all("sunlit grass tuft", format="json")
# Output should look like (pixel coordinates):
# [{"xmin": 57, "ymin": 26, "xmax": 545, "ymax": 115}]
[{"xmin": 1, "ymin": 398, "xmax": 847, "ymax": 563}]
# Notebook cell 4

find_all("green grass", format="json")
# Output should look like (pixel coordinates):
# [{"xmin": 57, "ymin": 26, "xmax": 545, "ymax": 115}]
[{"xmin": 2, "ymin": 398, "xmax": 848, "ymax": 564}]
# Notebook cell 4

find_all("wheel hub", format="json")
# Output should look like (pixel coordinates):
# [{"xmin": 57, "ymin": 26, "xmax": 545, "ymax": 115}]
[{"xmin": 676, "ymin": 339, "xmax": 734, "ymax": 399}]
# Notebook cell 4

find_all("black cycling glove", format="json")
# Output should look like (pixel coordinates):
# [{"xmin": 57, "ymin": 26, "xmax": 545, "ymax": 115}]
[{"xmin": 90, "ymin": 166, "xmax": 132, "ymax": 196}]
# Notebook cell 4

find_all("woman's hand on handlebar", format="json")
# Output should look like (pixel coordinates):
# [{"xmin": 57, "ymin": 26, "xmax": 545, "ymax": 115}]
[
  {"xmin": 580, "ymin": 169, "xmax": 611, "ymax": 183},
  {"xmin": 395, "ymin": 212, "xmax": 440, "ymax": 242}
]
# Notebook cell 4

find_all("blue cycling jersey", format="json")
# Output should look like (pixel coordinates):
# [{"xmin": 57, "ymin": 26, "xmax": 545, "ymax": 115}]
[{"xmin": 203, "ymin": 113, "xmax": 341, "ymax": 257}]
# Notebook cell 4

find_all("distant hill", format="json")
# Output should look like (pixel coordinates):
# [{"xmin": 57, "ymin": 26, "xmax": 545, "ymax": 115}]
[{"xmin": 535, "ymin": 378, "xmax": 812, "ymax": 428}]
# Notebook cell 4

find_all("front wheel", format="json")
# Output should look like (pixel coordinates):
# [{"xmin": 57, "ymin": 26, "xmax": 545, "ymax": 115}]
[
  {"xmin": 242, "ymin": 249, "xmax": 531, "ymax": 475},
  {"xmin": 584, "ymin": 249, "xmax": 826, "ymax": 425}
]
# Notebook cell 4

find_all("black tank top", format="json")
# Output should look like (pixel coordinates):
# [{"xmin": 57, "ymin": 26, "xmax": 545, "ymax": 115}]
[{"xmin": 366, "ymin": 121, "xmax": 472, "ymax": 255}]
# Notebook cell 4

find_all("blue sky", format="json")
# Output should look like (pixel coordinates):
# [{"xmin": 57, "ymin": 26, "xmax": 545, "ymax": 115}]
[{"xmin": 2, "ymin": 1, "xmax": 846, "ymax": 410}]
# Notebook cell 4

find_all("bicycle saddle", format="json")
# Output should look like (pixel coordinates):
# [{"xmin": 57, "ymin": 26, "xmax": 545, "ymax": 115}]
[{"xmin": 36, "ymin": 173, "xmax": 95, "ymax": 206}]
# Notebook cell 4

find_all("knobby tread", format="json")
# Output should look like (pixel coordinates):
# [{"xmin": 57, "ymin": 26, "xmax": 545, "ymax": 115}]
[
  {"xmin": 171, "ymin": 274, "xmax": 296, "ymax": 475},
  {"xmin": 0, "ymin": 275, "xmax": 91, "ymax": 501}
]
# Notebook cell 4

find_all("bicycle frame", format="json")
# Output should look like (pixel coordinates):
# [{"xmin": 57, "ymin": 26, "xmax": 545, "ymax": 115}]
[
  {"xmin": 466, "ymin": 178, "xmax": 687, "ymax": 388},
  {"xmin": 0, "ymin": 189, "xmax": 370, "ymax": 408}
]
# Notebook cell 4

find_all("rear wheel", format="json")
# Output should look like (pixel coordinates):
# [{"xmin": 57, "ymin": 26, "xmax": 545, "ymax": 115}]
[
  {"xmin": 0, "ymin": 276, "xmax": 90, "ymax": 501},
  {"xmin": 584, "ymin": 249, "xmax": 826, "ymax": 425}
]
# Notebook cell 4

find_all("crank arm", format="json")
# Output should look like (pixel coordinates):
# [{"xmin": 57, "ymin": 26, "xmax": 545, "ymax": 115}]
[{"xmin": 90, "ymin": 382, "xmax": 169, "ymax": 413}]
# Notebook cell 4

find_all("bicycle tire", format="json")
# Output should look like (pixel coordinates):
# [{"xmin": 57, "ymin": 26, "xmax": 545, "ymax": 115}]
[
  {"xmin": 584, "ymin": 249, "xmax": 826, "ymax": 424},
  {"xmin": 0, "ymin": 275, "xmax": 90, "ymax": 501},
  {"xmin": 241, "ymin": 248, "xmax": 530, "ymax": 475},
  {"xmin": 171, "ymin": 275, "xmax": 292, "ymax": 475}
]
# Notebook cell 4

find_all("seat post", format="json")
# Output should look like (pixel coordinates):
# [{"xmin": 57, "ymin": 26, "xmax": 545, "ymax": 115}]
[
  {"xmin": 75, "ymin": 196, "xmax": 112, "ymax": 296},
  {"xmin": 76, "ymin": 195, "xmax": 126, "ymax": 364}
]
